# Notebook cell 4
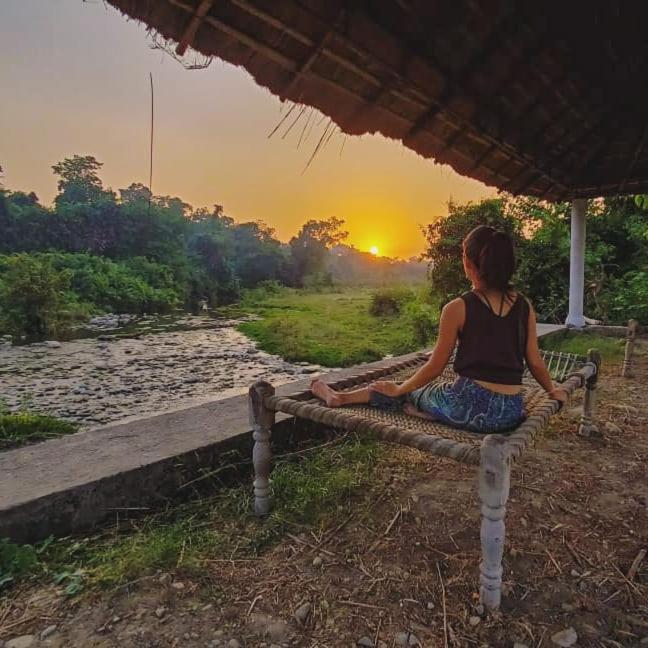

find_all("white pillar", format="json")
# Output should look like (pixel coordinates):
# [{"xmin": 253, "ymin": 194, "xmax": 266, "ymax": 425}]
[{"xmin": 565, "ymin": 198, "xmax": 587, "ymax": 328}]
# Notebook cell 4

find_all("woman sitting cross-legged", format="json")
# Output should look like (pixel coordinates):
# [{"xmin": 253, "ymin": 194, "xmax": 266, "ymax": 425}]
[{"xmin": 311, "ymin": 225, "xmax": 568, "ymax": 434}]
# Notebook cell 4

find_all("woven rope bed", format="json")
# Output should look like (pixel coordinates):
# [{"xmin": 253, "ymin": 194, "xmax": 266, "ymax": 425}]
[{"xmin": 248, "ymin": 348, "xmax": 601, "ymax": 610}]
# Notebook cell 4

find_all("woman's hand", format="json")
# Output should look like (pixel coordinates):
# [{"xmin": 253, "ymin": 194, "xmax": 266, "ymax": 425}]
[
  {"xmin": 369, "ymin": 380, "xmax": 402, "ymax": 397},
  {"xmin": 548, "ymin": 387, "xmax": 568, "ymax": 403}
]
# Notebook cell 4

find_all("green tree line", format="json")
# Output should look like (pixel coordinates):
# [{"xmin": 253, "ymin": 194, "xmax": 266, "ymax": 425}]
[
  {"xmin": 0, "ymin": 155, "xmax": 348, "ymax": 339},
  {"xmin": 422, "ymin": 196, "xmax": 648, "ymax": 324}
]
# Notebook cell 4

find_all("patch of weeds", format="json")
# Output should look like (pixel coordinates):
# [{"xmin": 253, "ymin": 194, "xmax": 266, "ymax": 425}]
[
  {"xmin": 0, "ymin": 538, "xmax": 39, "ymax": 589},
  {"xmin": 0, "ymin": 403, "xmax": 78, "ymax": 450},
  {"xmin": 53, "ymin": 569, "xmax": 86, "ymax": 596},
  {"xmin": 259, "ymin": 437, "xmax": 380, "ymax": 545},
  {"xmin": 4, "ymin": 436, "xmax": 380, "ymax": 593},
  {"xmin": 539, "ymin": 331, "xmax": 625, "ymax": 363}
]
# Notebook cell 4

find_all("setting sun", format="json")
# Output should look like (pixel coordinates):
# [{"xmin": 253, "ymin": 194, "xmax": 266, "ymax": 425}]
[{"xmin": 369, "ymin": 246, "xmax": 380, "ymax": 256}]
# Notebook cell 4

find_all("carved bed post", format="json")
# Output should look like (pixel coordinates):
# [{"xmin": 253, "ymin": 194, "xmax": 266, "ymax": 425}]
[
  {"xmin": 621, "ymin": 319, "xmax": 638, "ymax": 378},
  {"xmin": 478, "ymin": 435, "xmax": 511, "ymax": 611},
  {"xmin": 578, "ymin": 348, "xmax": 601, "ymax": 437},
  {"xmin": 249, "ymin": 380, "xmax": 275, "ymax": 516}
]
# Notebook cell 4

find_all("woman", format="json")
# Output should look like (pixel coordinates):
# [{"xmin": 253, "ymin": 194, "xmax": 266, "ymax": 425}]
[{"xmin": 311, "ymin": 225, "xmax": 567, "ymax": 433}]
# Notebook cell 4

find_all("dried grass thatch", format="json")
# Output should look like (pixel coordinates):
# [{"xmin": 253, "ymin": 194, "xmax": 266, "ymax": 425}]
[{"xmin": 108, "ymin": 0, "xmax": 648, "ymax": 201}]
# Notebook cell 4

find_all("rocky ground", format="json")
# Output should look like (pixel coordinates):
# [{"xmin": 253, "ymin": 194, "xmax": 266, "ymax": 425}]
[
  {"xmin": 0, "ymin": 316, "xmax": 320, "ymax": 430},
  {"xmin": 1, "ymin": 341, "xmax": 646, "ymax": 647}
]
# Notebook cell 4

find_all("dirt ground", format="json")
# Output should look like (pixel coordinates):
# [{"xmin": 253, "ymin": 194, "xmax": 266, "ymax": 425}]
[{"xmin": 2, "ymin": 343, "xmax": 647, "ymax": 648}]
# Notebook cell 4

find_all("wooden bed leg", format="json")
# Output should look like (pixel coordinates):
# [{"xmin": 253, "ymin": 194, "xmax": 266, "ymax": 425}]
[
  {"xmin": 249, "ymin": 381, "xmax": 275, "ymax": 516},
  {"xmin": 478, "ymin": 435, "xmax": 511, "ymax": 611},
  {"xmin": 579, "ymin": 349, "xmax": 601, "ymax": 437},
  {"xmin": 621, "ymin": 319, "xmax": 638, "ymax": 378}
]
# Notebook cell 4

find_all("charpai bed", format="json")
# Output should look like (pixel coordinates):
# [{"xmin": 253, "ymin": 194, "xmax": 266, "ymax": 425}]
[{"xmin": 248, "ymin": 348, "xmax": 601, "ymax": 610}]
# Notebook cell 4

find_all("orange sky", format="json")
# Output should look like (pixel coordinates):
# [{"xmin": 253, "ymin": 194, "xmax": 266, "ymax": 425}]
[{"xmin": 0, "ymin": 1, "xmax": 494, "ymax": 259}]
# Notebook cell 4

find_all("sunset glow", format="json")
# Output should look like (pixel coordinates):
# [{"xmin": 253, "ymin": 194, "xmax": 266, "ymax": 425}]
[
  {"xmin": 0, "ymin": 0, "xmax": 495, "ymax": 259},
  {"xmin": 369, "ymin": 246, "xmax": 379, "ymax": 256}
]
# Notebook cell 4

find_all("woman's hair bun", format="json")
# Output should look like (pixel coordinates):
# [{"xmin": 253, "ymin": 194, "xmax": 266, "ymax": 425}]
[{"xmin": 464, "ymin": 225, "xmax": 516, "ymax": 291}]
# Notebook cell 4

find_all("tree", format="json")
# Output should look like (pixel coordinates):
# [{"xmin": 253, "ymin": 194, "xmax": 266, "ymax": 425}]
[
  {"xmin": 289, "ymin": 217, "xmax": 348, "ymax": 286},
  {"xmin": 232, "ymin": 221, "xmax": 287, "ymax": 287},
  {"xmin": 153, "ymin": 195, "xmax": 191, "ymax": 218},
  {"xmin": 119, "ymin": 182, "xmax": 152, "ymax": 205},
  {"xmin": 422, "ymin": 198, "xmax": 524, "ymax": 303},
  {"xmin": 7, "ymin": 191, "xmax": 39, "ymax": 208},
  {"xmin": 52, "ymin": 155, "xmax": 115, "ymax": 206}
]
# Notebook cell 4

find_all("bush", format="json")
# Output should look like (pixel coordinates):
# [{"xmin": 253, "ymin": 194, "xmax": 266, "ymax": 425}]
[
  {"xmin": 369, "ymin": 287, "xmax": 416, "ymax": 316},
  {"xmin": 0, "ymin": 254, "xmax": 74, "ymax": 339},
  {"xmin": 0, "ymin": 539, "xmax": 39, "ymax": 589},
  {"xmin": 0, "ymin": 253, "xmax": 183, "ymax": 338},
  {"xmin": 302, "ymin": 272, "xmax": 334, "ymax": 290},
  {"xmin": 608, "ymin": 271, "xmax": 648, "ymax": 323},
  {"xmin": 405, "ymin": 302, "xmax": 438, "ymax": 347},
  {"xmin": 0, "ymin": 411, "xmax": 78, "ymax": 450}
]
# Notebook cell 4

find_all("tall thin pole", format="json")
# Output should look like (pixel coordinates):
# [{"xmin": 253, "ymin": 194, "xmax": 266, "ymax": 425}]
[
  {"xmin": 565, "ymin": 198, "xmax": 587, "ymax": 328},
  {"xmin": 148, "ymin": 72, "xmax": 154, "ymax": 214}
]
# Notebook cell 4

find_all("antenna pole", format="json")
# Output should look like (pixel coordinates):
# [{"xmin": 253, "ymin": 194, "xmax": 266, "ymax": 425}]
[{"xmin": 148, "ymin": 72, "xmax": 154, "ymax": 213}]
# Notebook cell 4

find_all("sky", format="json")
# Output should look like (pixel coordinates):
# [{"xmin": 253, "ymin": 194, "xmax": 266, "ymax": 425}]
[{"xmin": 0, "ymin": 0, "xmax": 494, "ymax": 258}]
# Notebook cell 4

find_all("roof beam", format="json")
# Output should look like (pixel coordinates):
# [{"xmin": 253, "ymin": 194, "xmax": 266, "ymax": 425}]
[{"xmin": 175, "ymin": 0, "xmax": 214, "ymax": 56}]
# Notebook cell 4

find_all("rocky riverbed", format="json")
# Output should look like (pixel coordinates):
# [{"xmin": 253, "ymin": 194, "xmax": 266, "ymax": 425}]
[{"xmin": 0, "ymin": 316, "xmax": 320, "ymax": 430}]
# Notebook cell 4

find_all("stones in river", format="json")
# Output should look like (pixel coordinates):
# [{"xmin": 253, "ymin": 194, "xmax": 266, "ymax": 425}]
[{"xmin": 0, "ymin": 316, "xmax": 320, "ymax": 430}]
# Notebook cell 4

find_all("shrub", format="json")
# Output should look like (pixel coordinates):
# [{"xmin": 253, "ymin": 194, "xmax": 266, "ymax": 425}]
[
  {"xmin": 405, "ymin": 301, "xmax": 438, "ymax": 347},
  {"xmin": 0, "ymin": 539, "xmax": 39, "ymax": 589},
  {"xmin": 0, "ymin": 411, "xmax": 78, "ymax": 450},
  {"xmin": 0, "ymin": 254, "xmax": 74, "ymax": 339},
  {"xmin": 369, "ymin": 287, "xmax": 416, "ymax": 316}
]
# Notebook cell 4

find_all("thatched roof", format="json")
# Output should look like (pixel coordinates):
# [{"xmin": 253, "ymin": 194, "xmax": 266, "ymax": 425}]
[{"xmin": 108, "ymin": 0, "xmax": 648, "ymax": 201}]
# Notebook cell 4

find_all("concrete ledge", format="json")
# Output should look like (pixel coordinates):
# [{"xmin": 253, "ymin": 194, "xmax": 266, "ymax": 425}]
[{"xmin": 0, "ymin": 353, "xmax": 423, "ymax": 543}]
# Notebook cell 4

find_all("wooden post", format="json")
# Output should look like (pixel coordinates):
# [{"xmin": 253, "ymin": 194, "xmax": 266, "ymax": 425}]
[
  {"xmin": 249, "ymin": 381, "xmax": 275, "ymax": 516},
  {"xmin": 578, "ymin": 349, "xmax": 601, "ymax": 437},
  {"xmin": 621, "ymin": 319, "xmax": 639, "ymax": 378},
  {"xmin": 565, "ymin": 198, "xmax": 587, "ymax": 328},
  {"xmin": 478, "ymin": 435, "xmax": 511, "ymax": 610}
]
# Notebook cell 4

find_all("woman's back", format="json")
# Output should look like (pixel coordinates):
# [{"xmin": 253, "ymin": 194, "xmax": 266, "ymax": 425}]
[{"xmin": 453, "ymin": 291, "xmax": 530, "ymax": 385}]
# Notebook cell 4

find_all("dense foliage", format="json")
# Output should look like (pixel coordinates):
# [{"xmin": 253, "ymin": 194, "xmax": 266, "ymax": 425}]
[
  {"xmin": 2, "ymin": 154, "xmax": 645, "ymax": 338},
  {"xmin": 0, "ymin": 156, "xmax": 358, "ymax": 339},
  {"xmin": 423, "ymin": 196, "xmax": 648, "ymax": 324}
]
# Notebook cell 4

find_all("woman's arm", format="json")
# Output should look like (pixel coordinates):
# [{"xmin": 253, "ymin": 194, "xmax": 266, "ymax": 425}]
[
  {"xmin": 370, "ymin": 298, "xmax": 464, "ymax": 397},
  {"xmin": 525, "ymin": 302, "xmax": 568, "ymax": 402}
]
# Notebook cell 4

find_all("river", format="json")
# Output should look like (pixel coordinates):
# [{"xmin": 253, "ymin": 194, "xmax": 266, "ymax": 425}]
[{"xmin": 0, "ymin": 315, "xmax": 321, "ymax": 429}]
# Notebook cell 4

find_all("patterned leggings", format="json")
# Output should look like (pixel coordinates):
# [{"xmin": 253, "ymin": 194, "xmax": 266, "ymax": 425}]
[{"xmin": 369, "ymin": 377, "xmax": 525, "ymax": 433}]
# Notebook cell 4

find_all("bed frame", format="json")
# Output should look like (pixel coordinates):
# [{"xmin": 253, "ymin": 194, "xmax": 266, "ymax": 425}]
[{"xmin": 248, "ymin": 348, "xmax": 601, "ymax": 610}]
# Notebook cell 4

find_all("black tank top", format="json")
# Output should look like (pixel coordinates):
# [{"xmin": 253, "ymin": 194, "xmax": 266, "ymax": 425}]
[{"xmin": 453, "ymin": 291, "xmax": 530, "ymax": 385}]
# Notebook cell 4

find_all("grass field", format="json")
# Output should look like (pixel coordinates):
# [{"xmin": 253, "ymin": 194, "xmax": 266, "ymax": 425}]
[
  {"xmin": 539, "ymin": 329, "xmax": 626, "ymax": 363},
  {"xmin": 234, "ymin": 286, "xmax": 438, "ymax": 367},
  {"xmin": 0, "ymin": 435, "xmax": 382, "ymax": 592}
]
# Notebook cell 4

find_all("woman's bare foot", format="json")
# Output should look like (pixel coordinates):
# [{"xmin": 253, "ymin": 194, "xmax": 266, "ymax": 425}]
[
  {"xmin": 403, "ymin": 402, "xmax": 437, "ymax": 421},
  {"xmin": 310, "ymin": 379, "xmax": 343, "ymax": 407}
]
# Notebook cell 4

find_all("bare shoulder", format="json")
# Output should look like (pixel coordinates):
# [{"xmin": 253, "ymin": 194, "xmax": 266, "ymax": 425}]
[{"xmin": 441, "ymin": 298, "xmax": 465, "ymax": 323}]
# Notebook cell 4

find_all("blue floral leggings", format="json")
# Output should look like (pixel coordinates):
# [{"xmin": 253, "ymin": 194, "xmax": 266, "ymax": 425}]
[{"xmin": 369, "ymin": 377, "xmax": 525, "ymax": 433}]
